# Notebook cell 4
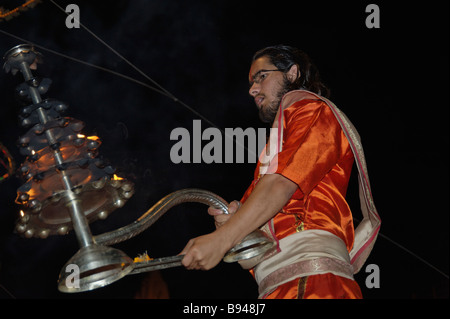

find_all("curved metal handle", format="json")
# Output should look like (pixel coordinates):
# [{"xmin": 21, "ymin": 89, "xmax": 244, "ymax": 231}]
[
  {"xmin": 94, "ymin": 188, "xmax": 229, "ymax": 245},
  {"xmin": 93, "ymin": 188, "xmax": 274, "ymax": 263}
]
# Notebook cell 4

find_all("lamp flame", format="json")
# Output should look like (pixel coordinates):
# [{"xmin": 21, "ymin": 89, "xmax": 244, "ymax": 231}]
[
  {"xmin": 112, "ymin": 174, "xmax": 124, "ymax": 181},
  {"xmin": 77, "ymin": 134, "xmax": 99, "ymax": 141}
]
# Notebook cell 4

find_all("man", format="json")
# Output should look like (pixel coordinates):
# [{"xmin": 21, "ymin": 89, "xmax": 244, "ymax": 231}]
[{"xmin": 180, "ymin": 45, "xmax": 380, "ymax": 299}]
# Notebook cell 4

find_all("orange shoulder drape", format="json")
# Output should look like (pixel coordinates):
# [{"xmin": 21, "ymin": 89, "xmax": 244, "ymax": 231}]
[{"xmin": 241, "ymin": 98, "xmax": 355, "ymax": 251}]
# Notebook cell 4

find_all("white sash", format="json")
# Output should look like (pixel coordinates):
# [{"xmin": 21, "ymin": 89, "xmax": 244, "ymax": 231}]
[{"xmin": 255, "ymin": 229, "xmax": 355, "ymax": 298}]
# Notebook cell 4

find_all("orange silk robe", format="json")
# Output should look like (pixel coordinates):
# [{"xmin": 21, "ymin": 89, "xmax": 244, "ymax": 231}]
[{"xmin": 240, "ymin": 97, "xmax": 362, "ymax": 299}]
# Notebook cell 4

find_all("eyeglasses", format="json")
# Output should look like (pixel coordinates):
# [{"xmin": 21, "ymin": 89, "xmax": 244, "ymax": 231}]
[{"xmin": 249, "ymin": 69, "xmax": 283, "ymax": 87}]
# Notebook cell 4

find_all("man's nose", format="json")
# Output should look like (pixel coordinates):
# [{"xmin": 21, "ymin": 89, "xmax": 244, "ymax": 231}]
[{"xmin": 249, "ymin": 83, "xmax": 260, "ymax": 97}]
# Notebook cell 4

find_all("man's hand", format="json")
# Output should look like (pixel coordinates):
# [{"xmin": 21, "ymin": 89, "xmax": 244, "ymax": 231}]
[
  {"xmin": 207, "ymin": 200, "xmax": 241, "ymax": 228},
  {"xmin": 180, "ymin": 231, "xmax": 231, "ymax": 270},
  {"xmin": 180, "ymin": 201, "xmax": 241, "ymax": 270}
]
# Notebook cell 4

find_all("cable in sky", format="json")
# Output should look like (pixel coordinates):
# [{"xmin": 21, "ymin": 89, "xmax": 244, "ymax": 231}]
[{"xmin": 48, "ymin": 0, "xmax": 222, "ymax": 130}]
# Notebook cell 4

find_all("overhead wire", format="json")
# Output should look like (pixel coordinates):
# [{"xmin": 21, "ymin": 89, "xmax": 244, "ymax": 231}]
[
  {"xmin": 49, "ymin": 0, "xmax": 255, "ymax": 159},
  {"xmin": 0, "ymin": 29, "xmax": 169, "ymax": 97},
  {"xmin": 49, "ymin": 0, "xmax": 220, "ymax": 130}
]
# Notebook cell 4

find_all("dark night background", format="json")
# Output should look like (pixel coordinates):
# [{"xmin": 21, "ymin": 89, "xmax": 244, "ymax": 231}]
[{"xmin": 0, "ymin": 0, "xmax": 448, "ymax": 300}]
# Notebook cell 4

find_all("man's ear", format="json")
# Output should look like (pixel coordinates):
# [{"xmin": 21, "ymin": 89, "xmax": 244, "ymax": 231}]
[{"xmin": 287, "ymin": 64, "xmax": 300, "ymax": 83}]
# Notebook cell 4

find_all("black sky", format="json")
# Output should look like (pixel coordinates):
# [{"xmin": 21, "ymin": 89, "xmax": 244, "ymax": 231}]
[{"xmin": 0, "ymin": 0, "xmax": 448, "ymax": 299}]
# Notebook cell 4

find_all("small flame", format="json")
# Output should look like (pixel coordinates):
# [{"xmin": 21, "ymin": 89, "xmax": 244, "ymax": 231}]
[
  {"xmin": 76, "ymin": 134, "xmax": 99, "ymax": 141},
  {"xmin": 19, "ymin": 210, "xmax": 25, "ymax": 218},
  {"xmin": 31, "ymin": 150, "xmax": 35, "ymax": 155},
  {"xmin": 134, "ymin": 251, "xmax": 153, "ymax": 263},
  {"xmin": 113, "ymin": 174, "xmax": 124, "ymax": 181}
]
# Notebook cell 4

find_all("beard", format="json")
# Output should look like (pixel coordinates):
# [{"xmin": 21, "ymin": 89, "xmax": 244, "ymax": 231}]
[{"xmin": 258, "ymin": 76, "xmax": 291, "ymax": 123}]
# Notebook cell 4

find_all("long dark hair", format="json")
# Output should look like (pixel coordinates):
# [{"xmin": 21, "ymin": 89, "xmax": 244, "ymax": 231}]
[{"xmin": 252, "ymin": 45, "xmax": 330, "ymax": 98}]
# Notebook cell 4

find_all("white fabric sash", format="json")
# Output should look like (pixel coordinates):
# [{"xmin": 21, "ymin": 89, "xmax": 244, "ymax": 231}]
[{"xmin": 255, "ymin": 229, "xmax": 354, "ymax": 298}]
